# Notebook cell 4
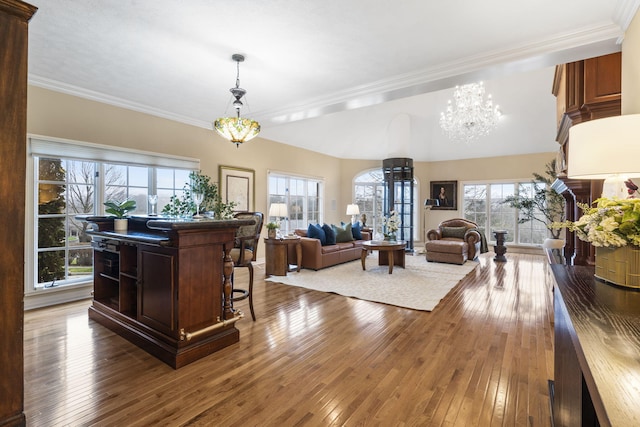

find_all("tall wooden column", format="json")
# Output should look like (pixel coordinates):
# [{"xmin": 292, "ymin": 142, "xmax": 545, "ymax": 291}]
[{"xmin": 0, "ymin": 1, "xmax": 37, "ymax": 426}]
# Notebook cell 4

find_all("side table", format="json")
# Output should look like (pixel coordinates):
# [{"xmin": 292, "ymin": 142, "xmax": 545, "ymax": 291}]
[
  {"xmin": 264, "ymin": 237, "xmax": 302, "ymax": 276},
  {"xmin": 493, "ymin": 230, "xmax": 508, "ymax": 262}
]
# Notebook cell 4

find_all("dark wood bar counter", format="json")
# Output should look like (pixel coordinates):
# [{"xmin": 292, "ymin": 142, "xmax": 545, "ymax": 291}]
[
  {"xmin": 81, "ymin": 215, "xmax": 254, "ymax": 368},
  {"xmin": 550, "ymin": 264, "xmax": 640, "ymax": 427}
]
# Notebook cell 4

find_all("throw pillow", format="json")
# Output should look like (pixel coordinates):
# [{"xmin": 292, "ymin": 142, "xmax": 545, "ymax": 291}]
[
  {"xmin": 322, "ymin": 223, "xmax": 336, "ymax": 245},
  {"xmin": 351, "ymin": 221, "xmax": 363, "ymax": 240},
  {"xmin": 441, "ymin": 226, "xmax": 468, "ymax": 240},
  {"xmin": 307, "ymin": 223, "xmax": 326, "ymax": 245},
  {"xmin": 332, "ymin": 223, "xmax": 354, "ymax": 243}
]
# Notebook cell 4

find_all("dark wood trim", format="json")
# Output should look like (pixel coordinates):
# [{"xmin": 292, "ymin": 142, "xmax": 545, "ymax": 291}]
[{"xmin": 0, "ymin": 2, "xmax": 36, "ymax": 426}]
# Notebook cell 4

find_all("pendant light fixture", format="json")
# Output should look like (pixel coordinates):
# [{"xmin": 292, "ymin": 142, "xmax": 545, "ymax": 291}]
[{"xmin": 213, "ymin": 54, "xmax": 261, "ymax": 147}]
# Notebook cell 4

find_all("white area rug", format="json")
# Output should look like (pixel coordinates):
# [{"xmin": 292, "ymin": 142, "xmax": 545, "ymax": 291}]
[{"xmin": 265, "ymin": 255, "xmax": 478, "ymax": 311}]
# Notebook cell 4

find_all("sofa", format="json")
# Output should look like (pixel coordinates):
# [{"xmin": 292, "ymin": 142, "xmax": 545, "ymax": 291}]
[
  {"xmin": 425, "ymin": 218, "xmax": 483, "ymax": 265},
  {"xmin": 292, "ymin": 223, "xmax": 371, "ymax": 270}
]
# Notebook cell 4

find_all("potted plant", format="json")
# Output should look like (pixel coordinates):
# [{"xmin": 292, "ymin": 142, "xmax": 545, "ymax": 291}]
[
  {"xmin": 104, "ymin": 199, "xmax": 137, "ymax": 232},
  {"xmin": 162, "ymin": 171, "xmax": 235, "ymax": 219},
  {"xmin": 265, "ymin": 222, "xmax": 279, "ymax": 239},
  {"xmin": 502, "ymin": 159, "xmax": 566, "ymax": 247}
]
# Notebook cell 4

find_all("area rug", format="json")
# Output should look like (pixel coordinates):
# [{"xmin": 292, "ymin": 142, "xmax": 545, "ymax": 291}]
[{"xmin": 265, "ymin": 255, "xmax": 478, "ymax": 311}]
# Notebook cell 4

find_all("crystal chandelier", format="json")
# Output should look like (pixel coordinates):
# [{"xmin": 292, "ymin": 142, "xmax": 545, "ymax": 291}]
[
  {"xmin": 213, "ymin": 54, "xmax": 261, "ymax": 147},
  {"xmin": 439, "ymin": 82, "xmax": 502, "ymax": 143}
]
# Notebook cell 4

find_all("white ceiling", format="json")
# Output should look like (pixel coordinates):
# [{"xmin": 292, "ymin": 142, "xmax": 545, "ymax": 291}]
[{"xmin": 27, "ymin": 0, "xmax": 638, "ymax": 161}]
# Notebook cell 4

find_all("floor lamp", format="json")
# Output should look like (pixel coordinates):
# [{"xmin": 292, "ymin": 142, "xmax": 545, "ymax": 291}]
[{"xmin": 423, "ymin": 199, "xmax": 439, "ymax": 246}]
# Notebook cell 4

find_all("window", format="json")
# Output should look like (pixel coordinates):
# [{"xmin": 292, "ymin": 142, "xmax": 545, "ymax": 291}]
[
  {"xmin": 354, "ymin": 170, "xmax": 385, "ymax": 235},
  {"xmin": 28, "ymin": 136, "xmax": 199, "ymax": 295},
  {"xmin": 267, "ymin": 172, "xmax": 323, "ymax": 234},
  {"xmin": 463, "ymin": 181, "xmax": 548, "ymax": 245},
  {"xmin": 354, "ymin": 169, "xmax": 418, "ymax": 240}
]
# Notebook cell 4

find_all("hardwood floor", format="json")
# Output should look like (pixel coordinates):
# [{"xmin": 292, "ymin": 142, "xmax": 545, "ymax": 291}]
[{"xmin": 24, "ymin": 253, "xmax": 554, "ymax": 426}]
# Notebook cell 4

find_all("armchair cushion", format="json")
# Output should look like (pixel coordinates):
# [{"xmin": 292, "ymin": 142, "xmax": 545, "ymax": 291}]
[{"xmin": 441, "ymin": 226, "xmax": 468, "ymax": 240}]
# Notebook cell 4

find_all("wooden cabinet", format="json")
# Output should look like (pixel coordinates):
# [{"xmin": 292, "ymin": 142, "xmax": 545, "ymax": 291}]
[
  {"xmin": 552, "ymin": 52, "xmax": 621, "ymax": 265},
  {"xmin": 138, "ymin": 245, "xmax": 176, "ymax": 335},
  {"xmin": 0, "ymin": 1, "xmax": 37, "ymax": 426},
  {"xmin": 85, "ymin": 216, "xmax": 253, "ymax": 369}
]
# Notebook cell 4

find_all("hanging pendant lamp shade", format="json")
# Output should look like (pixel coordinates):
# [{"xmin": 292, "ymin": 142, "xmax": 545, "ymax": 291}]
[
  {"xmin": 213, "ymin": 117, "xmax": 261, "ymax": 144},
  {"xmin": 213, "ymin": 54, "xmax": 261, "ymax": 146}
]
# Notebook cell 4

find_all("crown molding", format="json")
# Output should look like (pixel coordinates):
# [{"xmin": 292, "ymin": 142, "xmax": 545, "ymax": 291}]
[
  {"xmin": 614, "ymin": 0, "xmax": 640, "ymax": 31},
  {"xmin": 29, "ymin": 22, "xmax": 624, "ymax": 130},
  {"xmin": 256, "ymin": 24, "xmax": 622, "ymax": 125}
]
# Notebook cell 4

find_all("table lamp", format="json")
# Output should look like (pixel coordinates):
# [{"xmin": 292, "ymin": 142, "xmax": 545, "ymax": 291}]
[
  {"xmin": 568, "ymin": 114, "xmax": 640, "ymax": 198},
  {"xmin": 268, "ymin": 203, "xmax": 289, "ymax": 236},
  {"xmin": 346, "ymin": 204, "xmax": 360, "ymax": 224}
]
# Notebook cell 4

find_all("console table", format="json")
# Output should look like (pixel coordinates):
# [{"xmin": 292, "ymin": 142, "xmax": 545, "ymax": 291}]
[
  {"xmin": 81, "ymin": 215, "xmax": 254, "ymax": 369},
  {"xmin": 550, "ymin": 264, "xmax": 640, "ymax": 426}
]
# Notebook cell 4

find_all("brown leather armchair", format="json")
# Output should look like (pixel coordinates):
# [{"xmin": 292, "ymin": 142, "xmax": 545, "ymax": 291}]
[
  {"xmin": 230, "ymin": 212, "xmax": 263, "ymax": 321},
  {"xmin": 425, "ymin": 218, "xmax": 482, "ymax": 264}
]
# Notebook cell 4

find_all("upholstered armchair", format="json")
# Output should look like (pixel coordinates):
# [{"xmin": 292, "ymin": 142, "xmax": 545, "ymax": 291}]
[
  {"xmin": 230, "ymin": 211, "xmax": 263, "ymax": 321},
  {"xmin": 425, "ymin": 218, "xmax": 482, "ymax": 264}
]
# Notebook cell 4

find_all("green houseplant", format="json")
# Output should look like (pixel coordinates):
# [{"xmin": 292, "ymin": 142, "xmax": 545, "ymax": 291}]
[
  {"xmin": 104, "ymin": 199, "xmax": 137, "ymax": 232},
  {"xmin": 502, "ymin": 159, "xmax": 566, "ymax": 242},
  {"xmin": 162, "ymin": 171, "xmax": 235, "ymax": 219},
  {"xmin": 265, "ymin": 221, "xmax": 279, "ymax": 239},
  {"xmin": 104, "ymin": 199, "xmax": 137, "ymax": 218}
]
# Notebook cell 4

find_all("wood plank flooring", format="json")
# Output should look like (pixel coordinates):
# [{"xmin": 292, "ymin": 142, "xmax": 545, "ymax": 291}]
[{"xmin": 24, "ymin": 252, "xmax": 554, "ymax": 426}]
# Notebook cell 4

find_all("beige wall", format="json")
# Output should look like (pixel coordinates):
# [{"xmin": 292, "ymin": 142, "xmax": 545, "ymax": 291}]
[
  {"xmin": 340, "ymin": 153, "xmax": 555, "ymax": 240},
  {"xmin": 27, "ymin": 85, "xmax": 344, "ymax": 219},
  {"xmin": 28, "ymin": 86, "xmax": 554, "ymax": 250},
  {"xmin": 623, "ymin": 10, "xmax": 640, "ymax": 114}
]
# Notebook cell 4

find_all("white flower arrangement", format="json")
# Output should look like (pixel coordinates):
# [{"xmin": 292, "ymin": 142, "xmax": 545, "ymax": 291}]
[
  {"xmin": 382, "ymin": 210, "xmax": 401, "ymax": 234},
  {"xmin": 556, "ymin": 197, "xmax": 640, "ymax": 248}
]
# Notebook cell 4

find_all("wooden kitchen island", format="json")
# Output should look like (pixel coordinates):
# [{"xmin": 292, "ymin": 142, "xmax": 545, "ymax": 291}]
[{"xmin": 81, "ymin": 215, "xmax": 254, "ymax": 369}]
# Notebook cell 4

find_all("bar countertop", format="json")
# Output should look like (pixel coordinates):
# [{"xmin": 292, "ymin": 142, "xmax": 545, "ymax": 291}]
[
  {"xmin": 551, "ymin": 264, "xmax": 640, "ymax": 427},
  {"xmin": 78, "ymin": 215, "xmax": 255, "ymax": 245}
]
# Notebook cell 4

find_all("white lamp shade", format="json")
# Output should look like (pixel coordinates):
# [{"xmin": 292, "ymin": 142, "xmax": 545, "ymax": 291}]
[
  {"xmin": 268, "ymin": 203, "xmax": 288, "ymax": 218},
  {"xmin": 346, "ymin": 204, "xmax": 360, "ymax": 215},
  {"xmin": 568, "ymin": 114, "xmax": 640, "ymax": 179}
]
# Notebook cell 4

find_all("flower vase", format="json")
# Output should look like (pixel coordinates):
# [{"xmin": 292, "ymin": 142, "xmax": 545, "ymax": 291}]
[
  {"xmin": 384, "ymin": 233, "xmax": 396, "ymax": 242},
  {"xmin": 594, "ymin": 245, "xmax": 640, "ymax": 289},
  {"xmin": 268, "ymin": 229, "xmax": 277, "ymax": 239}
]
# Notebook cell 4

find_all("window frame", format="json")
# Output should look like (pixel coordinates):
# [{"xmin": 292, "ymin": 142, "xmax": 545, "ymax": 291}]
[
  {"xmin": 267, "ymin": 170, "xmax": 324, "ymax": 234},
  {"xmin": 26, "ymin": 135, "xmax": 199, "ymax": 308},
  {"xmin": 353, "ymin": 168, "xmax": 419, "ymax": 241},
  {"xmin": 462, "ymin": 179, "xmax": 550, "ymax": 246}
]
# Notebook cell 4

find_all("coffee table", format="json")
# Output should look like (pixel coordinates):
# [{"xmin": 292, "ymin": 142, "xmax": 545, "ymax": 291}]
[{"xmin": 361, "ymin": 240, "xmax": 406, "ymax": 274}]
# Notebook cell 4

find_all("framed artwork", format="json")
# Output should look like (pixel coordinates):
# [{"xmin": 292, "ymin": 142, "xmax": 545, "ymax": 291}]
[
  {"xmin": 219, "ymin": 165, "xmax": 255, "ymax": 212},
  {"xmin": 430, "ymin": 180, "xmax": 457, "ymax": 210}
]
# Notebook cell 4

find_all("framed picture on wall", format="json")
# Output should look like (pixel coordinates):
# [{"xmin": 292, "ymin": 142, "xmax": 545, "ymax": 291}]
[
  {"xmin": 430, "ymin": 180, "xmax": 457, "ymax": 210},
  {"xmin": 219, "ymin": 165, "xmax": 255, "ymax": 212}
]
